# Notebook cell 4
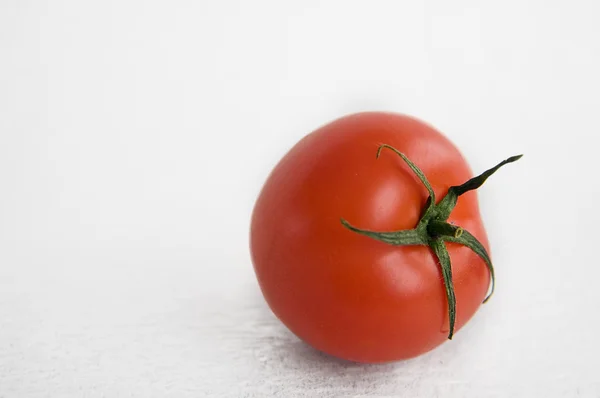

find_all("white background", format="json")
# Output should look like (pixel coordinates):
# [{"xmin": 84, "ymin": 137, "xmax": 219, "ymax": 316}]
[{"xmin": 1, "ymin": 1, "xmax": 599, "ymax": 397}]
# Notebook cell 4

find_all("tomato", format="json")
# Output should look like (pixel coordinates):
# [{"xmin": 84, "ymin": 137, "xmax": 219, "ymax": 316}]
[{"xmin": 250, "ymin": 112, "xmax": 520, "ymax": 363}]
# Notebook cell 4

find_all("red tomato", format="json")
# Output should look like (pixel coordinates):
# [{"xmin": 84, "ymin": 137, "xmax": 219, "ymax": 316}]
[{"xmin": 250, "ymin": 112, "xmax": 519, "ymax": 363}]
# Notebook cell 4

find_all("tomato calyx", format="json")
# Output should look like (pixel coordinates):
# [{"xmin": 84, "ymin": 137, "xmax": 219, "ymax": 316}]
[{"xmin": 341, "ymin": 144, "xmax": 522, "ymax": 339}]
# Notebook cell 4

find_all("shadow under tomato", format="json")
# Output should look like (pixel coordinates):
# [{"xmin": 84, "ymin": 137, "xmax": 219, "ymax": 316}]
[
  {"xmin": 180, "ymin": 272, "xmax": 478, "ymax": 394},
  {"xmin": 173, "ymin": 275, "xmax": 440, "ymax": 395},
  {"xmin": 247, "ymin": 307, "xmax": 428, "ymax": 396},
  {"xmin": 247, "ymin": 288, "xmax": 410, "ymax": 377}
]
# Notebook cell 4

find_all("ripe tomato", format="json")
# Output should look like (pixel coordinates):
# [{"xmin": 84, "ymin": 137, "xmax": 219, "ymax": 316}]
[{"xmin": 250, "ymin": 112, "xmax": 519, "ymax": 363}]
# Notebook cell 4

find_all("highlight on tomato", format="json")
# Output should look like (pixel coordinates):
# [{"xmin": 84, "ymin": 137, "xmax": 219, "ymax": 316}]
[{"xmin": 250, "ymin": 112, "xmax": 521, "ymax": 363}]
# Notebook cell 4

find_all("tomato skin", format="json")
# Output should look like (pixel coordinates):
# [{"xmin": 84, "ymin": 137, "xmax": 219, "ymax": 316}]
[{"xmin": 250, "ymin": 112, "xmax": 491, "ymax": 363}]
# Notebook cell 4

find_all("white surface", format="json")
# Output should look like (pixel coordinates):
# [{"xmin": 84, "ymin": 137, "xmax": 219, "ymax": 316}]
[{"xmin": 1, "ymin": 0, "xmax": 599, "ymax": 397}]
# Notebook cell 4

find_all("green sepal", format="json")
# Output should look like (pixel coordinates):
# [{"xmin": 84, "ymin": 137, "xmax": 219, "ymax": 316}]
[
  {"xmin": 445, "ymin": 229, "xmax": 495, "ymax": 303},
  {"xmin": 430, "ymin": 238, "xmax": 456, "ymax": 340}
]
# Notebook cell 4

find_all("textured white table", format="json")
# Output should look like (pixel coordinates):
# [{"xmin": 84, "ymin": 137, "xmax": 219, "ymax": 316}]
[{"xmin": 1, "ymin": 1, "xmax": 599, "ymax": 397}]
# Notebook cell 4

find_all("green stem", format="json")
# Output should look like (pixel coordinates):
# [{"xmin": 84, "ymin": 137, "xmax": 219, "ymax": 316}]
[
  {"xmin": 341, "ymin": 144, "xmax": 522, "ymax": 339},
  {"xmin": 427, "ymin": 220, "xmax": 463, "ymax": 239},
  {"xmin": 436, "ymin": 154, "xmax": 523, "ymax": 220}
]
